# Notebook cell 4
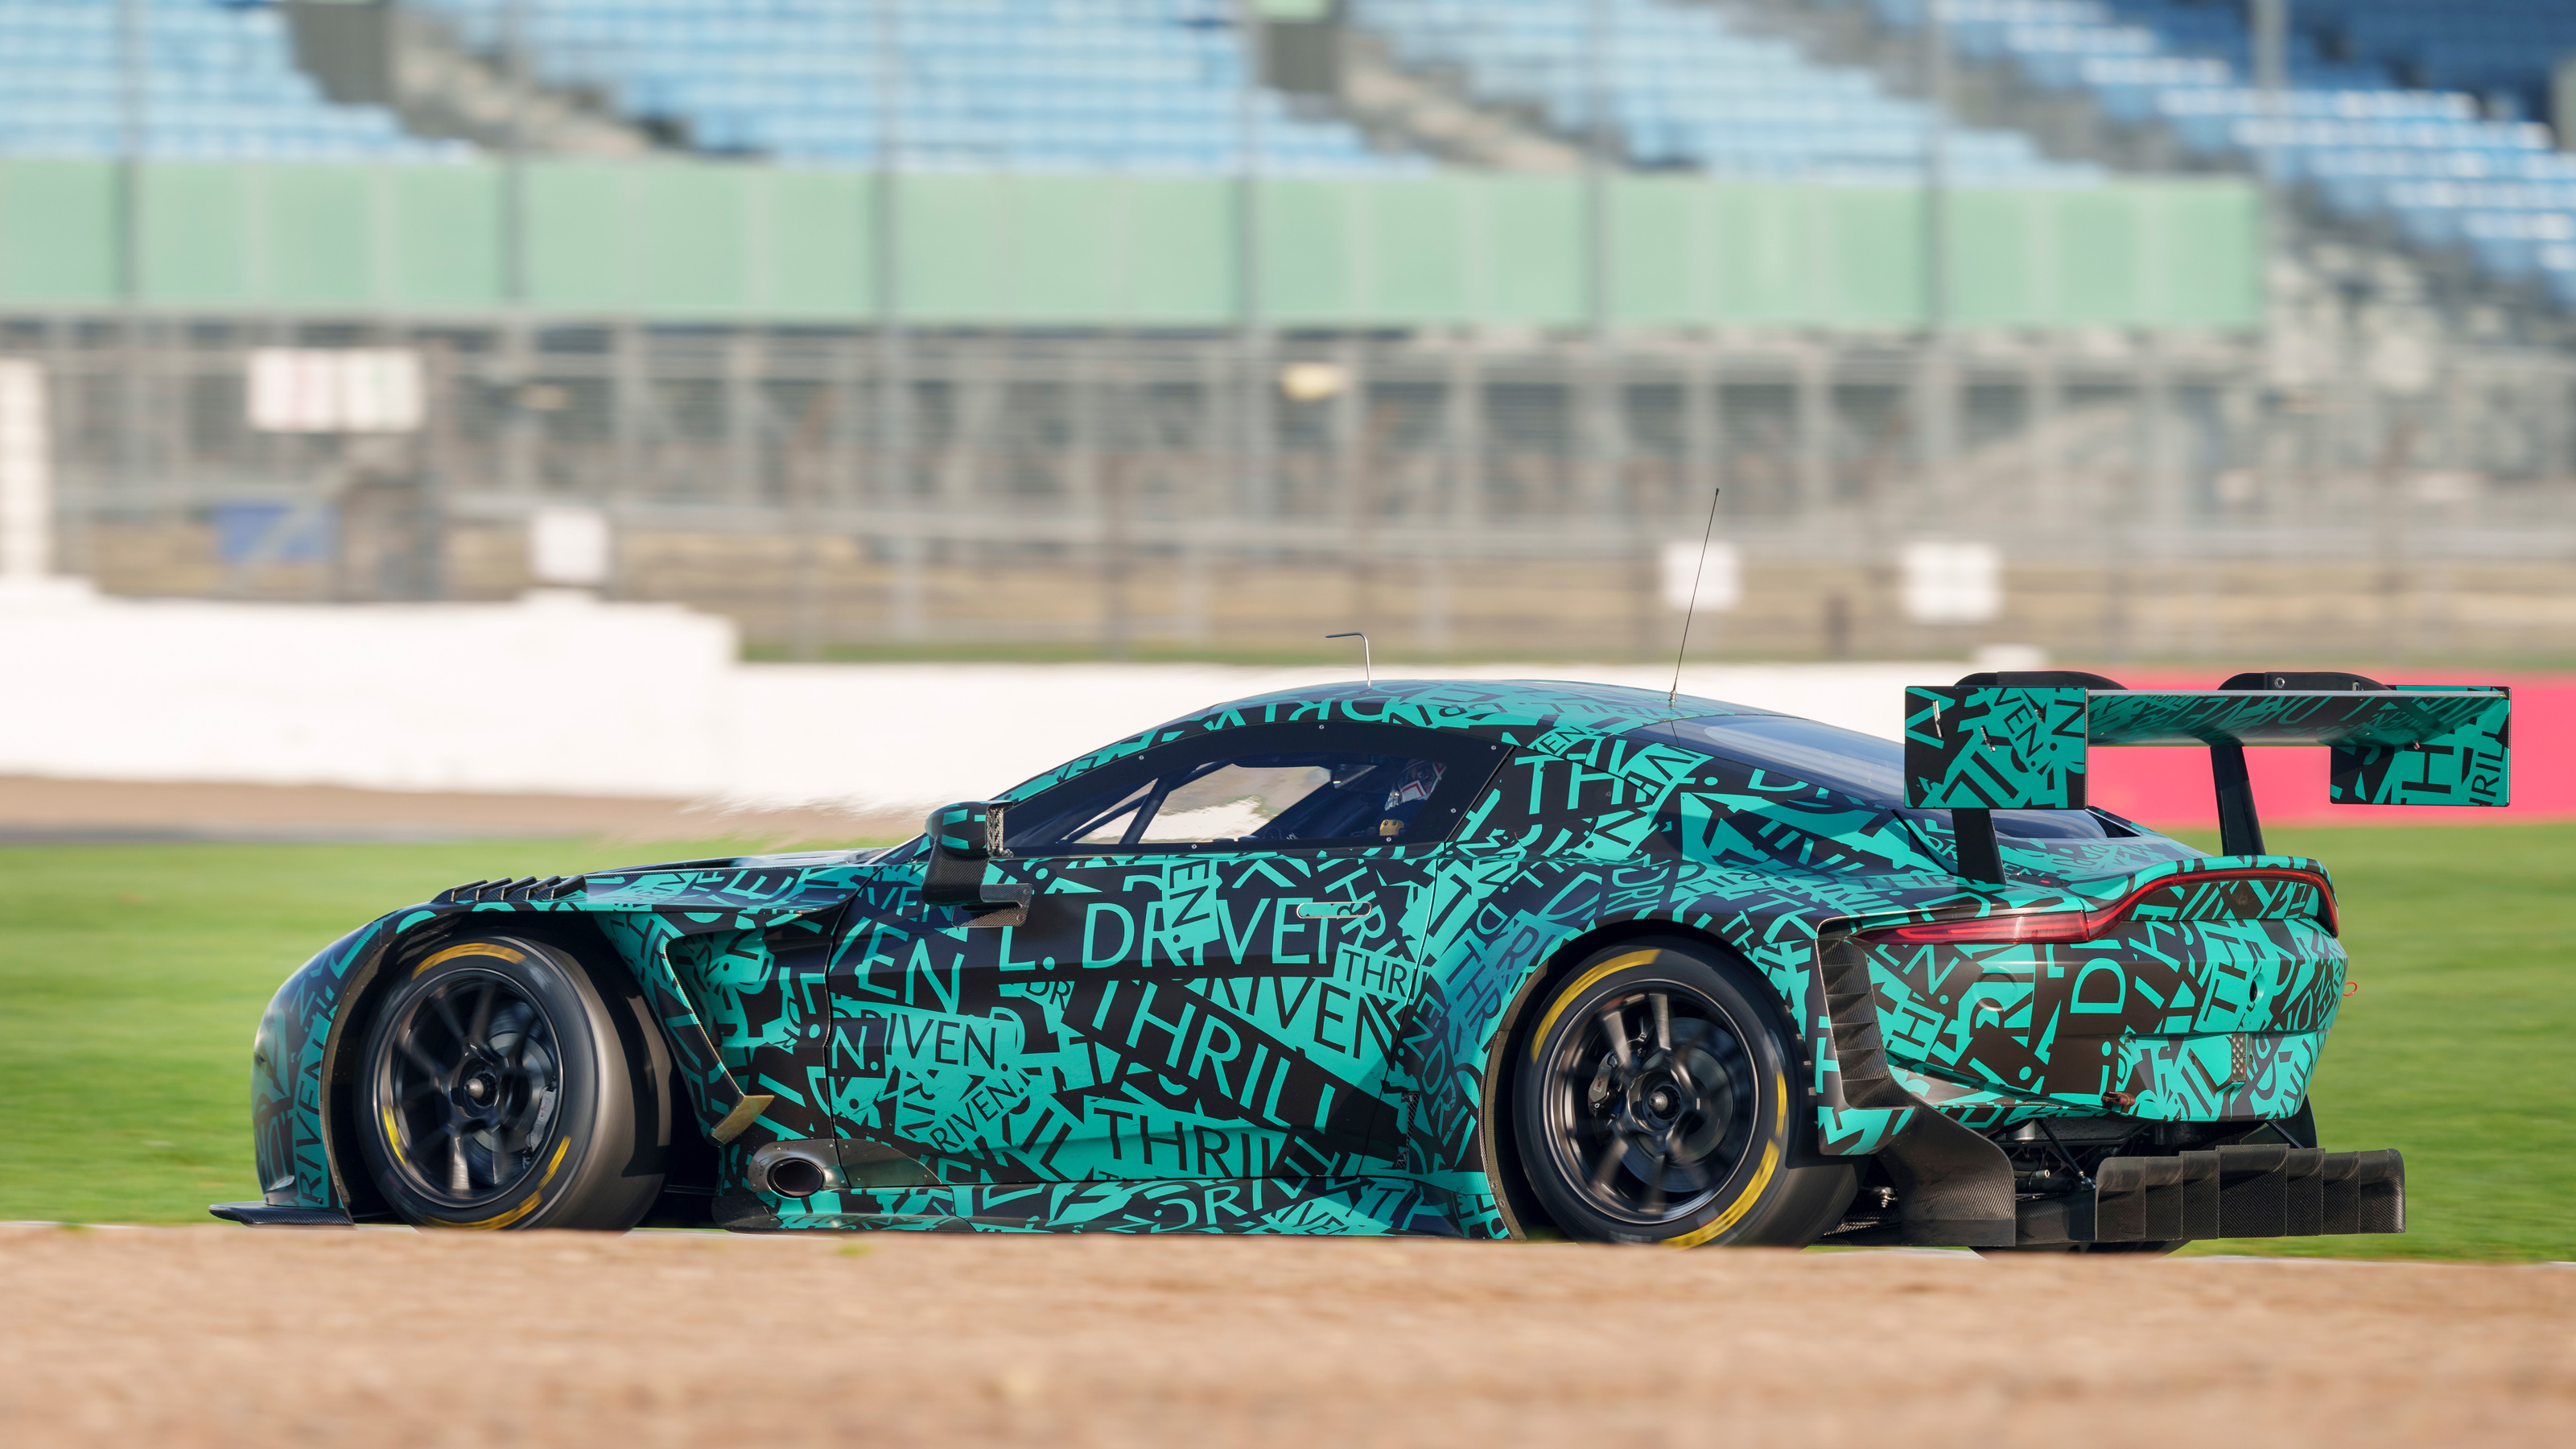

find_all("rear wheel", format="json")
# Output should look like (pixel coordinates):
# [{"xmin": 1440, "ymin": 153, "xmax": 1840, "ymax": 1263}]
[
  {"xmin": 1512, "ymin": 938, "xmax": 1857, "ymax": 1247},
  {"xmin": 356, "ymin": 935, "xmax": 666, "ymax": 1230}
]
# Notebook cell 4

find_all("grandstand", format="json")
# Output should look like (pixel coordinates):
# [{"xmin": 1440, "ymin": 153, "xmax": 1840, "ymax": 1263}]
[
  {"xmin": 0, "ymin": 0, "xmax": 2245, "ymax": 328},
  {"xmin": 1842, "ymin": 0, "xmax": 2576, "ymax": 307},
  {"xmin": 0, "ymin": 0, "xmax": 2109, "ymax": 183},
  {"xmin": 1, "ymin": 1, "xmax": 2573, "ymax": 663},
  {"xmin": 398, "ymin": 0, "xmax": 2102, "ymax": 182},
  {"xmin": 5, "ymin": 0, "xmax": 2562, "ymax": 308}
]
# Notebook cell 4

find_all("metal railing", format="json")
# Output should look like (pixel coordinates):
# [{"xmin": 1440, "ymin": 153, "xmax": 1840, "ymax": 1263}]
[{"xmin": 8, "ymin": 315, "xmax": 2574, "ymax": 663}]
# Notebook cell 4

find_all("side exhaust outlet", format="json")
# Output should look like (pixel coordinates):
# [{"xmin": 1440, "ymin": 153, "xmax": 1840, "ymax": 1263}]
[
  {"xmin": 743, "ymin": 1137, "xmax": 939, "ymax": 1199},
  {"xmin": 745, "ymin": 1140, "xmax": 842, "ymax": 1199},
  {"xmin": 767, "ymin": 1156, "xmax": 828, "ymax": 1198}
]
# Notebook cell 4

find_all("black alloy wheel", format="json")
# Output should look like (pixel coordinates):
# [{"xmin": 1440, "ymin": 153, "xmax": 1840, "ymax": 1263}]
[
  {"xmin": 356, "ymin": 935, "xmax": 670, "ymax": 1231},
  {"xmin": 1539, "ymin": 983, "xmax": 1756, "ymax": 1227},
  {"xmin": 1511, "ymin": 939, "xmax": 1858, "ymax": 1247},
  {"xmin": 377, "ymin": 969, "xmax": 565, "ymax": 1203}
]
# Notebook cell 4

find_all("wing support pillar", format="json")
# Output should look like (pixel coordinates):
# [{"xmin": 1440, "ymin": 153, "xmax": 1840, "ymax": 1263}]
[
  {"xmin": 1950, "ymin": 807, "xmax": 2005, "ymax": 886},
  {"xmin": 2211, "ymin": 741, "xmax": 2265, "ymax": 857}
]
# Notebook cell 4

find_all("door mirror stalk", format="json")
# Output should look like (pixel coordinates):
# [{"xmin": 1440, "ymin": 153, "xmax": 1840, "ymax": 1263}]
[{"xmin": 922, "ymin": 801, "xmax": 1005, "ymax": 907}]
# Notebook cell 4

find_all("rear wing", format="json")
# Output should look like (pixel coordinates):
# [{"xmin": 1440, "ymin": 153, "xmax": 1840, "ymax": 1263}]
[{"xmin": 1902, "ymin": 670, "xmax": 2510, "ymax": 883}]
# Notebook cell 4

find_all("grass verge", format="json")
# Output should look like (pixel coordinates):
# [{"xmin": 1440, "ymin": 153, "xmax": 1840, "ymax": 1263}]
[
  {"xmin": 0, "ymin": 837, "xmax": 790, "ymax": 1226},
  {"xmin": 2166, "ymin": 822, "xmax": 2576, "ymax": 1262}
]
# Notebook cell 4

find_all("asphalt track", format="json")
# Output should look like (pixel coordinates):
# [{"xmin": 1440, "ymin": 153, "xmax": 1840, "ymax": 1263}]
[{"xmin": 3, "ymin": 1226, "xmax": 2568, "ymax": 1447}]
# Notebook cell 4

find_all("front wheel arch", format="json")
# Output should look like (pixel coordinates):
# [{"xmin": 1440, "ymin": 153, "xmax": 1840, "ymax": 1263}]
[
  {"xmin": 323, "ymin": 913, "xmax": 667, "ymax": 1222},
  {"xmin": 350, "ymin": 930, "xmax": 670, "ymax": 1230}
]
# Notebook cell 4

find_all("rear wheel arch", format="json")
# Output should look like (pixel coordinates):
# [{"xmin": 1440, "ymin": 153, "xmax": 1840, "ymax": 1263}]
[
  {"xmin": 1475, "ymin": 918, "xmax": 1815, "ymax": 1240},
  {"xmin": 1498, "ymin": 929, "xmax": 1857, "ymax": 1246}
]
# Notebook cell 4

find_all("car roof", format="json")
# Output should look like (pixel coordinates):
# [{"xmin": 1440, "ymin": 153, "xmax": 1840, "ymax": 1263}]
[
  {"xmin": 996, "ymin": 679, "xmax": 1789, "ymax": 805},
  {"xmin": 1171, "ymin": 678, "xmax": 1783, "ymax": 738}
]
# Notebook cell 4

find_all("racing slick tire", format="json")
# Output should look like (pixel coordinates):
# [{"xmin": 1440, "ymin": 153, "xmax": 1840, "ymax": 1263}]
[
  {"xmin": 1513, "ymin": 937, "xmax": 1858, "ymax": 1247},
  {"xmin": 355, "ymin": 935, "xmax": 668, "ymax": 1231}
]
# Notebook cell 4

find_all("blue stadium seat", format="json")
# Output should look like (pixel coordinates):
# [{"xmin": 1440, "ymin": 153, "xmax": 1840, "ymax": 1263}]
[
  {"xmin": 0, "ymin": 0, "xmax": 462, "ymax": 160},
  {"xmin": 1357, "ymin": 0, "xmax": 2099, "ymax": 183},
  {"xmin": 415, "ymin": 0, "xmax": 1420, "ymax": 174}
]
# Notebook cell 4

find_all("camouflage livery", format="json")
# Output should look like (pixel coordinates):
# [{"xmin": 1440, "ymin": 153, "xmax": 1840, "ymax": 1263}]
[
  {"xmin": 241, "ymin": 675, "xmax": 2482, "ymax": 1241},
  {"xmin": 1837, "ymin": 869, "xmax": 2338, "ymax": 1130}
]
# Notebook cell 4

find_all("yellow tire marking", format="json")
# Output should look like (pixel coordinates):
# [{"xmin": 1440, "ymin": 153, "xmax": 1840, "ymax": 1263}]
[
  {"xmin": 1524, "ymin": 948, "xmax": 1794, "ymax": 1249},
  {"xmin": 1666, "ymin": 1071, "xmax": 1791, "ymax": 1249},
  {"xmin": 1527, "ymin": 950, "xmax": 1662, "ymax": 1062},
  {"xmin": 399, "ymin": 943, "xmax": 561, "ymax": 1231},
  {"xmin": 429, "ymin": 1191, "xmax": 543, "ymax": 1232},
  {"xmin": 418, "ymin": 1142, "xmax": 567, "ymax": 1231},
  {"xmin": 414, "ymin": 941, "xmax": 526, "ymax": 977}
]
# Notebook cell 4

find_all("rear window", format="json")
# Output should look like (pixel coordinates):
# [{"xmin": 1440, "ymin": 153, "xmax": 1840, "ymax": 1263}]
[
  {"xmin": 1634, "ymin": 713, "xmax": 2135, "ymax": 840},
  {"xmin": 1642, "ymin": 715, "xmax": 1906, "ymax": 805}
]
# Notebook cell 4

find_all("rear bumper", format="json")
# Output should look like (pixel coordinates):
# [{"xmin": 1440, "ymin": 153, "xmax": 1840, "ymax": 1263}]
[
  {"xmin": 209, "ymin": 1200, "xmax": 355, "ymax": 1228},
  {"xmin": 2016, "ymin": 1146, "xmax": 2404, "ymax": 1246}
]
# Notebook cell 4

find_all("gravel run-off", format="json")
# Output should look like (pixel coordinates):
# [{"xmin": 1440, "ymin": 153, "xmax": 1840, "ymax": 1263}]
[{"xmin": 3, "ymin": 1225, "xmax": 2571, "ymax": 1447}]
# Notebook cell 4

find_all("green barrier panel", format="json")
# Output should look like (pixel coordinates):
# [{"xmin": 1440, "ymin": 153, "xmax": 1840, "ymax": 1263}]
[{"xmin": 0, "ymin": 158, "xmax": 2261, "ymax": 330}]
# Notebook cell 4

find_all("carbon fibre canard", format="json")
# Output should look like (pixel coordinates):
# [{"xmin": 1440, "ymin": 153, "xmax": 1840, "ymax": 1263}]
[{"xmin": 242, "ymin": 676, "xmax": 2466, "ymax": 1240}]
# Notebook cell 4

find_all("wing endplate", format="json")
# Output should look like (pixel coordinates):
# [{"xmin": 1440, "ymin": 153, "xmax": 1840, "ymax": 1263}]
[
  {"xmin": 2326, "ymin": 686, "xmax": 2512, "ymax": 807},
  {"xmin": 1902, "ymin": 686, "xmax": 2089, "ymax": 810}
]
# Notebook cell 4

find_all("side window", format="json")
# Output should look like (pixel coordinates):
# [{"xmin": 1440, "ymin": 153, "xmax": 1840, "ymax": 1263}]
[{"xmin": 1006, "ymin": 722, "xmax": 1499, "ymax": 855}]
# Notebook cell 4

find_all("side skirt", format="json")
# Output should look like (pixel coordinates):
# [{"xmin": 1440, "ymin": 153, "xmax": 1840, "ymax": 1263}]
[{"xmin": 718, "ymin": 1173, "xmax": 1504, "ymax": 1237}]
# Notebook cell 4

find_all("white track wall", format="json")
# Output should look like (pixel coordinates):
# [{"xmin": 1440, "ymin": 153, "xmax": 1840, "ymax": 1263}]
[{"xmin": 0, "ymin": 589, "xmax": 1949, "ymax": 811}]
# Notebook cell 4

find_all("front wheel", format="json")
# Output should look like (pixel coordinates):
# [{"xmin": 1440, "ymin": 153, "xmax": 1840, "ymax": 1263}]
[
  {"xmin": 355, "ymin": 935, "xmax": 667, "ymax": 1230},
  {"xmin": 1513, "ymin": 938, "xmax": 1857, "ymax": 1247}
]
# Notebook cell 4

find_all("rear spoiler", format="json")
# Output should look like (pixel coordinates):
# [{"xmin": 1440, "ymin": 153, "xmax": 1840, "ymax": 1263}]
[{"xmin": 1903, "ymin": 670, "xmax": 2510, "ymax": 883}]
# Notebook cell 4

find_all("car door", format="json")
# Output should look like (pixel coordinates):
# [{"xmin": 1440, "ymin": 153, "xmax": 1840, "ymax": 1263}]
[{"xmin": 825, "ymin": 719, "xmax": 1498, "ymax": 1187}]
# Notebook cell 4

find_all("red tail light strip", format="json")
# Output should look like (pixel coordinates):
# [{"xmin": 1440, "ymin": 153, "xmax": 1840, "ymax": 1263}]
[{"xmin": 1856, "ymin": 867, "xmax": 2336, "ymax": 946}]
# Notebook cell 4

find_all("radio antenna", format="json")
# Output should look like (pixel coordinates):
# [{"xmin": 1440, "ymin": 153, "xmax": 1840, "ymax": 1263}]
[
  {"xmin": 1326, "ymin": 631, "xmax": 1371, "ymax": 687},
  {"xmin": 1667, "ymin": 487, "xmax": 1721, "ymax": 709}
]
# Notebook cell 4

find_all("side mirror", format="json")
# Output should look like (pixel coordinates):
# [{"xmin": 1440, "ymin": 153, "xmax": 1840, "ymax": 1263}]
[{"xmin": 922, "ymin": 801, "xmax": 999, "ymax": 907}]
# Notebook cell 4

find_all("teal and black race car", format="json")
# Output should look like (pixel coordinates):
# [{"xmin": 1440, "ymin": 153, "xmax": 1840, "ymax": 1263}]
[{"xmin": 216, "ymin": 671, "xmax": 2509, "ymax": 1250}]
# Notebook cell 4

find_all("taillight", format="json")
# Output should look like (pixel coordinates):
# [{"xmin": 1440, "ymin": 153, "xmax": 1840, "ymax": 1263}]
[
  {"xmin": 1853, "ymin": 866, "xmax": 2336, "ymax": 947},
  {"xmin": 1860, "ymin": 910, "xmax": 2097, "ymax": 946}
]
